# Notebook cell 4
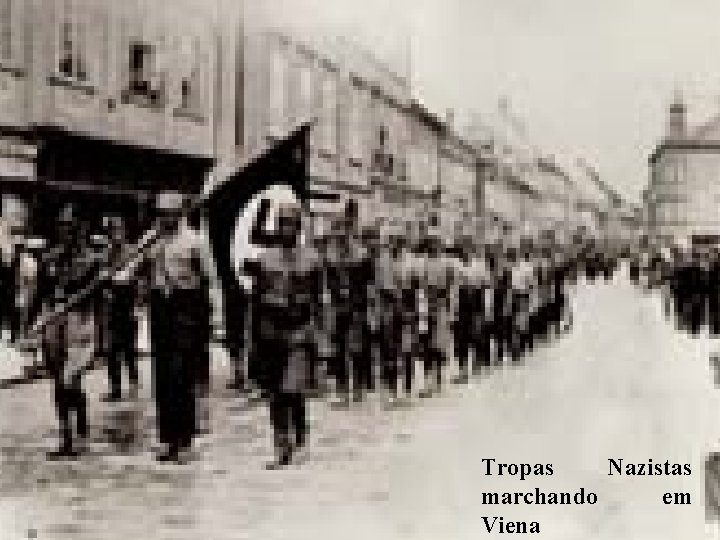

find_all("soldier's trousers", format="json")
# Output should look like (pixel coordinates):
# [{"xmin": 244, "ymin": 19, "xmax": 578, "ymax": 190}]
[
  {"xmin": 329, "ymin": 316, "xmax": 351, "ymax": 395},
  {"xmin": 380, "ymin": 321, "xmax": 401, "ymax": 396},
  {"xmin": 53, "ymin": 374, "xmax": 88, "ymax": 451},
  {"xmin": 269, "ymin": 391, "xmax": 307, "ymax": 455},
  {"xmin": 493, "ymin": 316, "xmax": 514, "ymax": 362},
  {"xmin": 351, "ymin": 331, "xmax": 374, "ymax": 397},
  {"xmin": 420, "ymin": 331, "xmax": 443, "ymax": 388},
  {"xmin": 454, "ymin": 324, "xmax": 471, "ymax": 378},
  {"xmin": 107, "ymin": 323, "xmax": 138, "ymax": 398},
  {"xmin": 225, "ymin": 291, "xmax": 248, "ymax": 389},
  {"xmin": 150, "ymin": 288, "xmax": 209, "ymax": 452},
  {"xmin": 472, "ymin": 326, "xmax": 492, "ymax": 369},
  {"xmin": 709, "ymin": 296, "xmax": 720, "ymax": 336}
]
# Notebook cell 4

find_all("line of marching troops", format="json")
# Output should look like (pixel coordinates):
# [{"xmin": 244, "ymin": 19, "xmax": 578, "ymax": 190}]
[
  {"xmin": 630, "ymin": 242, "xmax": 720, "ymax": 337},
  {"xmin": 0, "ymin": 193, "xmax": 622, "ymax": 468}
]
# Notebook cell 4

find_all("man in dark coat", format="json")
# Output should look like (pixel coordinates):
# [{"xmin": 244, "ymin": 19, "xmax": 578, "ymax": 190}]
[{"xmin": 143, "ymin": 192, "xmax": 212, "ymax": 462}]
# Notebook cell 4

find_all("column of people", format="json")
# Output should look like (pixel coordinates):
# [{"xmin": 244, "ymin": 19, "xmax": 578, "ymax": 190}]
[
  {"xmin": 631, "ymin": 242, "xmax": 720, "ymax": 337},
  {"xmin": 0, "ymin": 193, "xmax": 620, "ymax": 468}
]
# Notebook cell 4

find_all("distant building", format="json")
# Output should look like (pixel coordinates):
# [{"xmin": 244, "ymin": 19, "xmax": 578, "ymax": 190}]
[
  {"xmin": 465, "ymin": 104, "xmax": 632, "ymax": 245},
  {"xmin": 646, "ymin": 91, "xmax": 720, "ymax": 245}
]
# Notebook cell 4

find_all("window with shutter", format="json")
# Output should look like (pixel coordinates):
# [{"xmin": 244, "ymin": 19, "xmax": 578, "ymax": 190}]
[
  {"xmin": 51, "ymin": 0, "xmax": 91, "ymax": 83},
  {"xmin": 175, "ymin": 36, "xmax": 204, "ymax": 122},
  {"xmin": 123, "ymin": 40, "xmax": 164, "ymax": 108},
  {"xmin": 58, "ymin": 20, "xmax": 87, "ymax": 81}
]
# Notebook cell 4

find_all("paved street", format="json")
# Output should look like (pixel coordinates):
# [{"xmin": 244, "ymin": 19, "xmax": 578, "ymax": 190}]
[{"xmin": 2, "ymin": 272, "xmax": 720, "ymax": 539}]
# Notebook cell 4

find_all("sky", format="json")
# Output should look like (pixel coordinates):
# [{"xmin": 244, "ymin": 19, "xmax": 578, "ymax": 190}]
[{"xmin": 250, "ymin": 0, "xmax": 720, "ymax": 204}]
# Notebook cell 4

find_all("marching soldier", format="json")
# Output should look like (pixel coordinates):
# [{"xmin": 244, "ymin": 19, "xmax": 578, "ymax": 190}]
[
  {"xmin": 528, "ymin": 248, "xmax": 554, "ymax": 347},
  {"xmin": 492, "ymin": 249, "xmax": 514, "ymax": 364},
  {"xmin": 347, "ymin": 228, "xmax": 376, "ymax": 403},
  {"xmin": 418, "ymin": 237, "xmax": 449, "ymax": 396},
  {"xmin": 511, "ymin": 248, "xmax": 535, "ymax": 360},
  {"xmin": 452, "ymin": 244, "xmax": 474, "ymax": 383},
  {"xmin": 41, "ymin": 205, "xmax": 102, "ymax": 458},
  {"xmin": 244, "ymin": 195, "xmax": 321, "ymax": 468},
  {"xmin": 101, "ymin": 215, "xmax": 140, "ymax": 402},
  {"xmin": 397, "ymin": 239, "xmax": 418, "ymax": 398},
  {"xmin": 324, "ymin": 222, "xmax": 353, "ymax": 402},
  {"xmin": 468, "ymin": 246, "xmax": 493, "ymax": 373},
  {"xmin": 377, "ymin": 238, "xmax": 403, "ymax": 400},
  {"xmin": 321, "ymin": 201, "xmax": 375, "ymax": 404},
  {"xmin": 709, "ymin": 247, "xmax": 720, "ymax": 337},
  {"xmin": 359, "ymin": 225, "xmax": 383, "ymax": 397}
]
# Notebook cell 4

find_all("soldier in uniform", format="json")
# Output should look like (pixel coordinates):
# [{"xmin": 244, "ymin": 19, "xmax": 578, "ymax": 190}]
[
  {"xmin": 452, "ymin": 243, "xmax": 473, "ymax": 383},
  {"xmin": 101, "ymin": 215, "xmax": 139, "ymax": 402},
  {"xmin": 244, "ymin": 196, "xmax": 321, "ymax": 468},
  {"xmin": 145, "ymin": 192, "xmax": 213, "ymax": 462},
  {"xmin": 528, "ymin": 247, "xmax": 553, "ymax": 348},
  {"xmin": 397, "ymin": 239, "xmax": 419, "ymax": 398},
  {"xmin": 492, "ymin": 249, "xmax": 514, "ymax": 364},
  {"xmin": 511, "ymin": 247, "xmax": 535, "ymax": 360},
  {"xmin": 324, "ymin": 220, "xmax": 353, "ymax": 402},
  {"xmin": 41, "ymin": 205, "xmax": 102, "ymax": 458},
  {"xmin": 707, "ymin": 247, "xmax": 720, "ymax": 337},
  {"xmin": 359, "ymin": 225, "xmax": 383, "ymax": 397},
  {"xmin": 418, "ymin": 237, "xmax": 449, "ymax": 396},
  {"xmin": 347, "ymin": 230, "xmax": 376, "ymax": 402},
  {"xmin": 468, "ymin": 246, "xmax": 493, "ymax": 372},
  {"xmin": 377, "ymin": 238, "xmax": 403, "ymax": 400}
]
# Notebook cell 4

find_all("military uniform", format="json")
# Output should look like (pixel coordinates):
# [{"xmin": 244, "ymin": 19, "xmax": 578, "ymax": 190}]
[
  {"xmin": 245, "ymin": 198, "xmax": 321, "ymax": 467},
  {"xmin": 376, "ymin": 246, "xmax": 403, "ymax": 398},
  {"xmin": 453, "ymin": 253, "xmax": 474, "ymax": 381},
  {"xmin": 41, "ymin": 211, "xmax": 102, "ymax": 457},
  {"xmin": 101, "ymin": 217, "xmax": 140, "ymax": 401},
  {"xmin": 418, "ymin": 247, "xmax": 450, "ymax": 393}
]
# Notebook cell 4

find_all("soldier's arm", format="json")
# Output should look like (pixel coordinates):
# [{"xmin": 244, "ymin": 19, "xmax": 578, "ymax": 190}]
[{"xmin": 249, "ymin": 198, "xmax": 281, "ymax": 246}]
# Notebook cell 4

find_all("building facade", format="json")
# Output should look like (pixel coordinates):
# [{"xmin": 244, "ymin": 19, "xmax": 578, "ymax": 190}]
[
  {"xmin": 646, "ymin": 93, "xmax": 720, "ymax": 245},
  {"xmin": 0, "ymin": 0, "xmax": 485, "ymax": 246},
  {"xmin": 242, "ymin": 30, "xmax": 483, "ymax": 241},
  {"xmin": 0, "ymin": 0, "xmax": 245, "ymax": 237}
]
